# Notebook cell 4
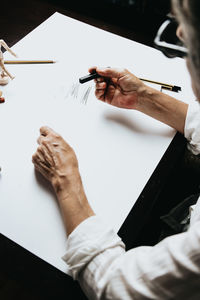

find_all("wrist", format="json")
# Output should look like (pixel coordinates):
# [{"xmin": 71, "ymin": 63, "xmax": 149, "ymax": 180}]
[
  {"xmin": 52, "ymin": 169, "xmax": 82, "ymax": 200},
  {"xmin": 136, "ymin": 84, "xmax": 159, "ymax": 111},
  {"xmin": 135, "ymin": 84, "xmax": 188, "ymax": 133},
  {"xmin": 53, "ymin": 173, "xmax": 95, "ymax": 236}
]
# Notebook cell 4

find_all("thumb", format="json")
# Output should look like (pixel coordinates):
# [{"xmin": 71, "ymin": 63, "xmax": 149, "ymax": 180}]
[
  {"xmin": 40, "ymin": 126, "xmax": 54, "ymax": 137},
  {"xmin": 96, "ymin": 67, "xmax": 127, "ymax": 79}
]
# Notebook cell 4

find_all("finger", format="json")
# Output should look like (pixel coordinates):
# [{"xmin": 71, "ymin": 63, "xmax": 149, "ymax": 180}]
[
  {"xmin": 96, "ymin": 81, "xmax": 107, "ymax": 90},
  {"xmin": 32, "ymin": 152, "xmax": 42, "ymax": 166},
  {"xmin": 41, "ymin": 140, "xmax": 57, "ymax": 167},
  {"xmin": 37, "ymin": 135, "xmax": 46, "ymax": 145},
  {"xmin": 37, "ymin": 135, "xmax": 50, "ymax": 145},
  {"xmin": 95, "ymin": 89, "xmax": 105, "ymax": 101},
  {"xmin": 32, "ymin": 149, "xmax": 46, "ymax": 166},
  {"xmin": 88, "ymin": 66, "xmax": 97, "ymax": 74},
  {"xmin": 95, "ymin": 89, "xmax": 106, "ymax": 99},
  {"xmin": 32, "ymin": 150, "xmax": 52, "ymax": 172},
  {"xmin": 36, "ymin": 140, "xmax": 56, "ymax": 166},
  {"xmin": 40, "ymin": 126, "xmax": 53, "ymax": 136},
  {"xmin": 34, "ymin": 161, "xmax": 52, "ymax": 181},
  {"xmin": 37, "ymin": 134, "xmax": 51, "ymax": 145},
  {"xmin": 37, "ymin": 145, "xmax": 53, "ymax": 167},
  {"xmin": 96, "ymin": 67, "xmax": 127, "ymax": 79},
  {"xmin": 94, "ymin": 77, "xmax": 105, "ymax": 84}
]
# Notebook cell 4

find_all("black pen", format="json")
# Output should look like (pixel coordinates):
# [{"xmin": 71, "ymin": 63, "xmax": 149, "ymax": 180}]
[
  {"xmin": 79, "ymin": 72, "xmax": 101, "ymax": 83},
  {"xmin": 79, "ymin": 72, "xmax": 181, "ymax": 93}
]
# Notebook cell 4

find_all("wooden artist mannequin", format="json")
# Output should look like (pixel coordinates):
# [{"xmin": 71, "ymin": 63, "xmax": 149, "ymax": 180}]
[{"xmin": 0, "ymin": 39, "xmax": 17, "ymax": 85}]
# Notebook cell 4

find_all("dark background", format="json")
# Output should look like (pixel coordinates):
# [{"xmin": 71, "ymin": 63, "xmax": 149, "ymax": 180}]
[
  {"xmin": 1, "ymin": 0, "xmax": 171, "ymax": 48},
  {"xmin": 1, "ymin": 1, "xmax": 200, "ymax": 299}
]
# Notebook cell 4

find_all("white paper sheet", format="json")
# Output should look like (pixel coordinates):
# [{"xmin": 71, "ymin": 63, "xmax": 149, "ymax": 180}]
[{"xmin": 0, "ymin": 12, "xmax": 195, "ymax": 273}]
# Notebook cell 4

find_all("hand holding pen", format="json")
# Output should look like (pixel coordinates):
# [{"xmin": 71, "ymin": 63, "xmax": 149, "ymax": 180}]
[
  {"xmin": 80, "ymin": 67, "xmax": 150, "ymax": 110},
  {"xmin": 79, "ymin": 66, "xmax": 187, "ymax": 134},
  {"xmin": 79, "ymin": 68, "xmax": 181, "ymax": 92}
]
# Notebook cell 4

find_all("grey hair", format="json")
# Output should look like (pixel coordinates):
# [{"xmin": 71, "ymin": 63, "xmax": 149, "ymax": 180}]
[{"xmin": 172, "ymin": 0, "xmax": 200, "ymax": 92}]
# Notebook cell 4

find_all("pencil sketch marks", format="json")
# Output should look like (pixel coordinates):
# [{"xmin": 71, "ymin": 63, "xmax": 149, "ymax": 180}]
[{"xmin": 67, "ymin": 81, "xmax": 93, "ymax": 105}]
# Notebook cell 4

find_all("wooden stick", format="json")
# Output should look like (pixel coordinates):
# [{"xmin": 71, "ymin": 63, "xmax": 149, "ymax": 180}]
[{"xmin": 4, "ymin": 60, "xmax": 56, "ymax": 64}]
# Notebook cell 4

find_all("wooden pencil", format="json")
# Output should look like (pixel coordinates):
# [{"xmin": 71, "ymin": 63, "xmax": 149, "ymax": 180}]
[{"xmin": 4, "ymin": 60, "xmax": 56, "ymax": 64}]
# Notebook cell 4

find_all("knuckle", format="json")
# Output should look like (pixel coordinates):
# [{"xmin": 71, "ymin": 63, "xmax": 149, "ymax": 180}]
[
  {"xmin": 32, "ymin": 154, "xmax": 36, "ymax": 161},
  {"xmin": 41, "ymin": 139, "xmax": 48, "ymax": 146},
  {"xmin": 37, "ymin": 145, "xmax": 43, "ymax": 152},
  {"xmin": 32, "ymin": 153, "xmax": 39, "ymax": 162},
  {"xmin": 54, "ymin": 133, "xmax": 61, "ymax": 139},
  {"xmin": 49, "ymin": 132, "xmax": 60, "ymax": 141}
]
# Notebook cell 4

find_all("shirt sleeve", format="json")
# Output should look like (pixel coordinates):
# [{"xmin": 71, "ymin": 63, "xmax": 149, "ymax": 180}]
[
  {"xmin": 184, "ymin": 101, "xmax": 200, "ymax": 154},
  {"xmin": 62, "ymin": 216, "xmax": 200, "ymax": 300}
]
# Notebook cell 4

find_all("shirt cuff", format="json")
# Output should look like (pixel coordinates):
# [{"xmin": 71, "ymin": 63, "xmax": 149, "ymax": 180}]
[
  {"xmin": 184, "ymin": 101, "xmax": 200, "ymax": 155},
  {"xmin": 62, "ymin": 215, "xmax": 125, "ymax": 279}
]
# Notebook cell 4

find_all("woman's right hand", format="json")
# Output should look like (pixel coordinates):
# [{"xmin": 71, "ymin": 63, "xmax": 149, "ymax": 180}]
[
  {"xmin": 88, "ymin": 67, "xmax": 188, "ymax": 134},
  {"xmin": 89, "ymin": 67, "xmax": 147, "ymax": 110}
]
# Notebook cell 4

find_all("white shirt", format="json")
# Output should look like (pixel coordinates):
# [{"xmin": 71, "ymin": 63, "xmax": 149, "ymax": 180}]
[{"xmin": 63, "ymin": 102, "xmax": 200, "ymax": 299}]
